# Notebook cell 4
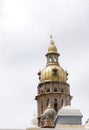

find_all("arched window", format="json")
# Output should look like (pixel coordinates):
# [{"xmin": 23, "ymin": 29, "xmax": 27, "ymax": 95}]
[
  {"xmin": 54, "ymin": 57, "xmax": 57, "ymax": 62},
  {"xmin": 38, "ymin": 89, "xmax": 40, "ymax": 94},
  {"xmin": 49, "ymin": 57, "xmax": 52, "ymax": 62},
  {"xmin": 54, "ymin": 98, "xmax": 58, "ymax": 112},
  {"xmin": 53, "ymin": 55, "xmax": 58, "ymax": 63},
  {"xmin": 54, "ymin": 88, "xmax": 57, "ymax": 92},
  {"xmin": 46, "ymin": 88, "xmax": 50, "ymax": 92},
  {"xmin": 61, "ymin": 89, "xmax": 64, "ymax": 93},
  {"xmin": 47, "ymin": 99, "xmax": 49, "ymax": 107},
  {"xmin": 41, "ymin": 102, "xmax": 43, "ymax": 114},
  {"xmin": 49, "ymin": 55, "xmax": 52, "ymax": 63},
  {"xmin": 61, "ymin": 99, "xmax": 63, "ymax": 106}
]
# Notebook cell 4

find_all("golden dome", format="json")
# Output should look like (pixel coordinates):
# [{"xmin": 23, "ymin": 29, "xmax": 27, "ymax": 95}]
[{"xmin": 39, "ymin": 64, "xmax": 67, "ymax": 83}]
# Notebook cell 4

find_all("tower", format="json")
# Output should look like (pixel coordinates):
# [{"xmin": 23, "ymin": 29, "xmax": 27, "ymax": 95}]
[{"xmin": 35, "ymin": 36, "xmax": 72, "ymax": 127}]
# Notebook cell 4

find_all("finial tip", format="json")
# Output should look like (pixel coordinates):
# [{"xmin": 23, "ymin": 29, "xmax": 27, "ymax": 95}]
[
  {"xmin": 50, "ymin": 35, "xmax": 55, "ymax": 45},
  {"xmin": 50, "ymin": 35, "xmax": 53, "ymax": 39}
]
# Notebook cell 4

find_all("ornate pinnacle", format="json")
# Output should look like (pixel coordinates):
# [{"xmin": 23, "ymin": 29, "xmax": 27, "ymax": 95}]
[{"xmin": 50, "ymin": 35, "xmax": 54, "ymax": 45}]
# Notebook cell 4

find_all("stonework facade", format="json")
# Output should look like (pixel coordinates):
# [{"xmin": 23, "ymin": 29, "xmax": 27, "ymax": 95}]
[{"xmin": 35, "ymin": 81, "xmax": 72, "ymax": 124}]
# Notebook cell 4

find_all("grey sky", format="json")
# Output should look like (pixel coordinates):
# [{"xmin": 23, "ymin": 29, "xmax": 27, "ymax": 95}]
[{"xmin": 0, "ymin": 0, "xmax": 89, "ymax": 128}]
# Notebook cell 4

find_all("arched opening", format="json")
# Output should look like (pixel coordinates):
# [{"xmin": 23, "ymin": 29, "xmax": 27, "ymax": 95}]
[
  {"xmin": 54, "ymin": 88, "xmax": 57, "ymax": 92},
  {"xmin": 46, "ymin": 88, "xmax": 50, "ymax": 92},
  {"xmin": 61, "ymin": 99, "xmax": 64, "ymax": 106},
  {"xmin": 54, "ymin": 56, "xmax": 57, "ymax": 62},
  {"xmin": 61, "ymin": 89, "xmax": 64, "ymax": 93},
  {"xmin": 47, "ymin": 99, "xmax": 49, "ymax": 107},
  {"xmin": 48, "ymin": 55, "xmax": 52, "ymax": 63},
  {"xmin": 38, "ymin": 89, "xmax": 40, "ymax": 94},
  {"xmin": 41, "ymin": 102, "xmax": 43, "ymax": 114},
  {"xmin": 49, "ymin": 57, "xmax": 52, "ymax": 62},
  {"xmin": 54, "ymin": 98, "xmax": 58, "ymax": 112}
]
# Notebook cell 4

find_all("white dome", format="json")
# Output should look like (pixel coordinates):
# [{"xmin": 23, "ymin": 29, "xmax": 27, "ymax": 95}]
[
  {"xmin": 57, "ymin": 105, "xmax": 83, "ymax": 116},
  {"xmin": 42, "ymin": 105, "xmax": 56, "ymax": 120},
  {"xmin": 31, "ymin": 114, "xmax": 37, "ymax": 125},
  {"xmin": 28, "ymin": 113, "xmax": 38, "ymax": 128}
]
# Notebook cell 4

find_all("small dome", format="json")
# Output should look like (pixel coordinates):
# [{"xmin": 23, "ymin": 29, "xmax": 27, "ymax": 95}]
[
  {"xmin": 48, "ymin": 41, "xmax": 57, "ymax": 53},
  {"xmin": 42, "ymin": 105, "xmax": 56, "ymax": 120},
  {"xmin": 30, "ymin": 113, "xmax": 38, "ymax": 127},
  {"xmin": 40, "ymin": 65, "xmax": 67, "ymax": 83},
  {"xmin": 57, "ymin": 105, "xmax": 83, "ymax": 116},
  {"xmin": 27, "ymin": 113, "xmax": 39, "ymax": 129}
]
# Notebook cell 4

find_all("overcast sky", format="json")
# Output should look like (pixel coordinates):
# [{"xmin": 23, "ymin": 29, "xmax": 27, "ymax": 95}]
[{"xmin": 0, "ymin": 0, "xmax": 89, "ymax": 129}]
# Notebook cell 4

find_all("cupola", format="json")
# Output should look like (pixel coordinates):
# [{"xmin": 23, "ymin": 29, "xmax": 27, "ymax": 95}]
[{"xmin": 38, "ymin": 36, "xmax": 68, "ymax": 83}]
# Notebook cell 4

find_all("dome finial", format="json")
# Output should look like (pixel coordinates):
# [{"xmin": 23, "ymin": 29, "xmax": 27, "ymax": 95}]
[
  {"xmin": 50, "ymin": 35, "xmax": 53, "ymax": 39},
  {"xmin": 50, "ymin": 35, "xmax": 54, "ymax": 45}
]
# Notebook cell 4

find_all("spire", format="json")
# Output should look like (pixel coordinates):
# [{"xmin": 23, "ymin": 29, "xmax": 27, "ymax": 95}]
[
  {"xmin": 47, "ymin": 35, "xmax": 58, "ymax": 53},
  {"xmin": 50, "ymin": 35, "xmax": 53, "ymax": 39},
  {"xmin": 50, "ymin": 35, "xmax": 55, "ymax": 45}
]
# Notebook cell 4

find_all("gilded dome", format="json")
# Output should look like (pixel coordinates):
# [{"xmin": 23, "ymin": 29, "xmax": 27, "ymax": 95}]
[
  {"xmin": 42, "ymin": 104, "xmax": 56, "ymax": 120},
  {"xmin": 40, "ymin": 64, "xmax": 67, "ymax": 83}
]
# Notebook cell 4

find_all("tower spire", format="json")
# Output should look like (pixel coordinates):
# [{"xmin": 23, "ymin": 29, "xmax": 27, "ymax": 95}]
[{"xmin": 50, "ymin": 35, "xmax": 53, "ymax": 39}]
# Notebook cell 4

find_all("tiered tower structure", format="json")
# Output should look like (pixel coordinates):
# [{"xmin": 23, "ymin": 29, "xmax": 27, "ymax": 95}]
[{"xmin": 35, "ymin": 36, "xmax": 72, "ymax": 127}]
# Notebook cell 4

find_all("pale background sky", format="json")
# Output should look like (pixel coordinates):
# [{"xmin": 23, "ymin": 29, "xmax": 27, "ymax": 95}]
[{"xmin": 0, "ymin": 0, "xmax": 89, "ymax": 129}]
